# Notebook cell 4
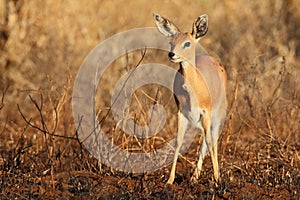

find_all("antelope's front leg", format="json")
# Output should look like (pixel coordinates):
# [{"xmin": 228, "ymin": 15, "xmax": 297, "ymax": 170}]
[{"xmin": 167, "ymin": 112, "xmax": 188, "ymax": 184}]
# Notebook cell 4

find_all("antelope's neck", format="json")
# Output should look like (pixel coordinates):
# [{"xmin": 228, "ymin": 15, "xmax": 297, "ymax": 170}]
[{"xmin": 180, "ymin": 57, "xmax": 197, "ymax": 76}]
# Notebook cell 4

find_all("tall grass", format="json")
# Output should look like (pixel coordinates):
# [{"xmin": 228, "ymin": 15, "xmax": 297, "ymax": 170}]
[{"xmin": 0, "ymin": 0, "xmax": 299, "ymax": 198}]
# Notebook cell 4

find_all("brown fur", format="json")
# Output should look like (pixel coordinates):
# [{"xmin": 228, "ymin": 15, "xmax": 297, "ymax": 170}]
[{"xmin": 153, "ymin": 13, "xmax": 227, "ymax": 184}]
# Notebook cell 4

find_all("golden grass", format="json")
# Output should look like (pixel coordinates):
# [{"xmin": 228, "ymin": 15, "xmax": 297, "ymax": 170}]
[{"xmin": 0, "ymin": 0, "xmax": 299, "ymax": 199}]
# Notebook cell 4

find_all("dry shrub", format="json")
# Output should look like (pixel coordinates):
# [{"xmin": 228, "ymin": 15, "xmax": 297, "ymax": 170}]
[{"xmin": 0, "ymin": 0, "xmax": 299, "ymax": 199}]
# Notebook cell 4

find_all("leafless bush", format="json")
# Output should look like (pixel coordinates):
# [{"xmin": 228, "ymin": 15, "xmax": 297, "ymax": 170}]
[{"xmin": 0, "ymin": 0, "xmax": 299, "ymax": 199}]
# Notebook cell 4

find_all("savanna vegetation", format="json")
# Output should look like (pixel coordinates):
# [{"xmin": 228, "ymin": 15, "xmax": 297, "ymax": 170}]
[{"xmin": 0, "ymin": 0, "xmax": 299, "ymax": 199}]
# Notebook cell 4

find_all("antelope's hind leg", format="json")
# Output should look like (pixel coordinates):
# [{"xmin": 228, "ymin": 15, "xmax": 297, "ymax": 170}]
[
  {"xmin": 210, "ymin": 118, "xmax": 225, "ymax": 182},
  {"xmin": 191, "ymin": 111, "xmax": 216, "ymax": 182},
  {"xmin": 191, "ymin": 136, "xmax": 208, "ymax": 181}
]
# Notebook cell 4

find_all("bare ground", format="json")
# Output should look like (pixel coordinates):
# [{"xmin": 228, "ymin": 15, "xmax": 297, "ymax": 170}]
[{"xmin": 0, "ymin": 0, "xmax": 299, "ymax": 199}]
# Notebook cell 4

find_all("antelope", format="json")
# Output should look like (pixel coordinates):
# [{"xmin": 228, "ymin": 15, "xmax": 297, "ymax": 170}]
[{"xmin": 153, "ymin": 13, "xmax": 227, "ymax": 184}]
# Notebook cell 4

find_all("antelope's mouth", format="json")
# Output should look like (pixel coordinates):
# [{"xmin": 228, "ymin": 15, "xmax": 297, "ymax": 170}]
[{"xmin": 169, "ymin": 56, "xmax": 181, "ymax": 63}]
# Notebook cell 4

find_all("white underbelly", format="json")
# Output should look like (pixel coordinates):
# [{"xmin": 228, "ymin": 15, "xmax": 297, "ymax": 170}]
[{"xmin": 181, "ymin": 106, "xmax": 205, "ymax": 129}]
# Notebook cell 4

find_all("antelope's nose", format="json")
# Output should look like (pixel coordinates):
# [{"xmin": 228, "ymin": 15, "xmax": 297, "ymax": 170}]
[{"xmin": 168, "ymin": 52, "xmax": 175, "ymax": 59}]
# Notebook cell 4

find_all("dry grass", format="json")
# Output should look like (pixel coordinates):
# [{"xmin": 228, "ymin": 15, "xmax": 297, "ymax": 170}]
[{"xmin": 0, "ymin": 0, "xmax": 299, "ymax": 199}]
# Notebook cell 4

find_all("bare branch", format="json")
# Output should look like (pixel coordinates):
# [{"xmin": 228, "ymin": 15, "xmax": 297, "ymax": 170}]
[
  {"xmin": 81, "ymin": 48, "xmax": 147, "ymax": 144},
  {"xmin": 17, "ymin": 97, "xmax": 78, "ymax": 141}
]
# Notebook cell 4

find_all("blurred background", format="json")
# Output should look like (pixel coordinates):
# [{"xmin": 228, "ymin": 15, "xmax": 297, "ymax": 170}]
[{"xmin": 0, "ymin": 0, "xmax": 299, "ymax": 199}]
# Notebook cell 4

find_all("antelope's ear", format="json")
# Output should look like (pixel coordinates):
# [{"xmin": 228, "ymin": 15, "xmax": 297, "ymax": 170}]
[
  {"xmin": 153, "ymin": 13, "xmax": 180, "ymax": 37},
  {"xmin": 192, "ymin": 14, "xmax": 208, "ymax": 41}
]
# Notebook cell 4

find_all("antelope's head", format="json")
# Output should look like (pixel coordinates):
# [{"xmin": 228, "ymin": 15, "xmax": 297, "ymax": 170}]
[{"xmin": 153, "ymin": 13, "xmax": 208, "ymax": 64}]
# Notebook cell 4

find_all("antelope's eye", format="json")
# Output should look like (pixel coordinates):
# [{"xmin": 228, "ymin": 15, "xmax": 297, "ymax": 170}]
[{"xmin": 183, "ymin": 41, "xmax": 191, "ymax": 48}]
